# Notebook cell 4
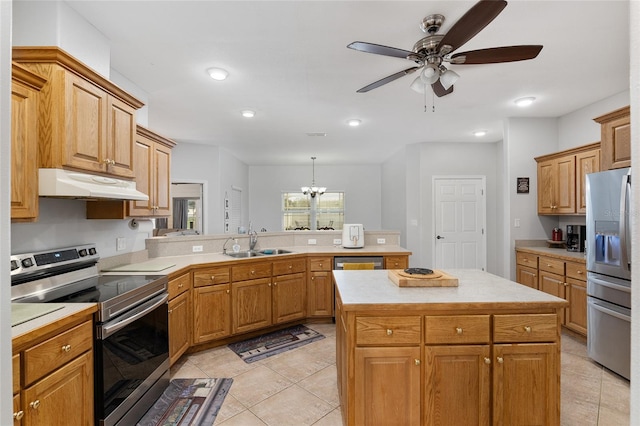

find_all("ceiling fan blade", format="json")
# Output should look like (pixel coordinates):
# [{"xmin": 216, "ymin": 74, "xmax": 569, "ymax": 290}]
[
  {"xmin": 348, "ymin": 41, "xmax": 415, "ymax": 60},
  {"xmin": 451, "ymin": 45, "xmax": 543, "ymax": 64},
  {"xmin": 438, "ymin": 0, "xmax": 507, "ymax": 54},
  {"xmin": 431, "ymin": 80, "xmax": 454, "ymax": 97},
  {"xmin": 356, "ymin": 67, "xmax": 420, "ymax": 93}
]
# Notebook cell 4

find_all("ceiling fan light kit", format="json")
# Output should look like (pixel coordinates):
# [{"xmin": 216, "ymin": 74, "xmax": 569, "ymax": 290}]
[{"xmin": 347, "ymin": 0, "xmax": 542, "ymax": 98}]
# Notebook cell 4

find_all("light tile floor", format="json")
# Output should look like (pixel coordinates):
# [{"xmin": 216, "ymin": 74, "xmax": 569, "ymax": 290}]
[{"xmin": 171, "ymin": 324, "xmax": 629, "ymax": 425}]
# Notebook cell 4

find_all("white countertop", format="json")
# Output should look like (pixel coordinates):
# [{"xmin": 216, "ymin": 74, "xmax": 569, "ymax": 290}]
[
  {"xmin": 11, "ymin": 303, "xmax": 97, "ymax": 339},
  {"xmin": 334, "ymin": 269, "xmax": 567, "ymax": 310}
]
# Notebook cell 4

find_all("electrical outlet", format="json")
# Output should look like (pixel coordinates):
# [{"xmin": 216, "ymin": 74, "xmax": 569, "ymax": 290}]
[
  {"xmin": 192, "ymin": 245, "xmax": 203, "ymax": 252},
  {"xmin": 514, "ymin": 218, "xmax": 521, "ymax": 228},
  {"xmin": 308, "ymin": 239, "xmax": 317, "ymax": 245},
  {"xmin": 116, "ymin": 237, "xmax": 126, "ymax": 251},
  {"xmin": 333, "ymin": 238, "xmax": 342, "ymax": 245},
  {"xmin": 377, "ymin": 238, "xmax": 386, "ymax": 244}
]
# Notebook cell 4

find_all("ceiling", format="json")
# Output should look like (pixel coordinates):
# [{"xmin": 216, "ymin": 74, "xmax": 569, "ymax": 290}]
[{"xmin": 65, "ymin": 1, "xmax": 630, "ymax": 166}]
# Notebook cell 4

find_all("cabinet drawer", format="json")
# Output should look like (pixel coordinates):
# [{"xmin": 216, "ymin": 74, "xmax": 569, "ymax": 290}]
[
  {"xmin": 356, "ymin": 316, "xmax": 421, "ymax": 345},
  {"xmin": 425, "ymin": 315, "xmax": 490, "ymax": 344},
  {"xmin": 566, "ymin": 261, "xmax": 587, "ymax": 281},
  {"xmin": 24, "ymin": 320, "xmax": 93, "ymax": 385},
  {"xmin": 13, "ymin": 354, "xmax": 20, "ymax": 394},
  {"xmin": 539, "ymin": 256, "xmax": 565, "ymax": 275},
  {"xmin": 494, "ymin": 314, "xmax": 559, "ymax": 343},
  {"xmin": 384, "ymin": 256, "xmax": 408, "ymax": 270},
  {"xmin": 168, "ymin": 272, "xmax": 191, "ymax": 298},
  {"xmin": 232, "ymin": 262, "xmax": 272, "ymax": 281},
  {"xmin": 193, "ymin": 266, "xmax": 230, "ymax": 287},
  {"xmin": 516, "ymin": 252, "xmax": 539, "ymax": 268},
  {"xmin": 309, "ymin": 257, "xmax": 332, "ymax": 271},
  {"xmin": 273, "ymin": 258, "xmax": 306, "ymax": 276}
]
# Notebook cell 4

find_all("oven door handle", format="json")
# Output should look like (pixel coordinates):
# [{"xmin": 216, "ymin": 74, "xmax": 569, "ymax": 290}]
[
  {"xmin": 100, "ymin": 293, "xmax": 168, "ymax": 338},
  {"xmin": 589, "ymin": 299, "xmax": 631, "ymax": 322}
]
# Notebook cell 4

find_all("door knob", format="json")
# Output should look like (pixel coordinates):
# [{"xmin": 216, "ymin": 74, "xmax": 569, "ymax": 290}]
[{"xmin": 436, "ymin": 235, "xmax": 445, "ymax": 240}]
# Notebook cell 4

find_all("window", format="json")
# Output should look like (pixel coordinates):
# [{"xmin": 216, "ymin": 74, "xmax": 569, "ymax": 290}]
[{"xmin": 283, "ymin": 192, "xmax": 344, "ymax": 231}]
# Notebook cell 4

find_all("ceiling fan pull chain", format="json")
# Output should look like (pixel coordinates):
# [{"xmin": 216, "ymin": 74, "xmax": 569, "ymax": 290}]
[{"xmin": 432, "ymin": 90, "xmax": 436, "ymax": 113}]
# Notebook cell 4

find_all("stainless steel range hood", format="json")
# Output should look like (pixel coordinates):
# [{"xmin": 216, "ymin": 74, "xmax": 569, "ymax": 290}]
[{"xmin": 38, "ymin": 168, "xmax": 149, "ymax": 201}]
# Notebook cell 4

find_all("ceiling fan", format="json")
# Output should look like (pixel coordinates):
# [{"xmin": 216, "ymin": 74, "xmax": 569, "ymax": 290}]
[{"xmin": 348, "ymin": 0, "xmax": 543, "ymax": 97}]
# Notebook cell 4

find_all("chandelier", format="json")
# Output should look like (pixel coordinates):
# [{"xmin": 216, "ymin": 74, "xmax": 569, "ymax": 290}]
[{"xmin": 301, "ymin": 156, "xmax": 326, "ymax": 198}]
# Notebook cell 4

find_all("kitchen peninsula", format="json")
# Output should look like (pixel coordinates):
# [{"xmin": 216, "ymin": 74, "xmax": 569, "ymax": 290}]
[{"xmin": 334, "ymin": 269, "xmax": 568, "ymax": 426}]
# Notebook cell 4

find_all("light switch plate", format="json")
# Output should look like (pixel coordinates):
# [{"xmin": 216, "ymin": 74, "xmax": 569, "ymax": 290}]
[
  {"xmin": 116, "ymin": 237, "xmax": 126, "ymax": 251},
  {"xmin": 308, "ymin": 239, "xmax": 317, "ymax": 245},
  {"xmin": 192, "ymin": 245, "xmax": 203, "ymax": 252}
]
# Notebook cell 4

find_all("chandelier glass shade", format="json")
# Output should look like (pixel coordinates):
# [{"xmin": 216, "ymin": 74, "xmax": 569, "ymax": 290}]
[{"xmin": 301, "ymin": 157, "xmax": 326, "ymax": 198}]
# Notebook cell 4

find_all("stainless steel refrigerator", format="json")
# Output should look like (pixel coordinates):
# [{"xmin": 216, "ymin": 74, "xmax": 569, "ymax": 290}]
[{"xmin": 586, "ymin": 167, "xmax": 631, "ymax": 380}]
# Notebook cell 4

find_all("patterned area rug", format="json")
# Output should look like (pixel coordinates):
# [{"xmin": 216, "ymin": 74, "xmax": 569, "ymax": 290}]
[
  {"xmin": 136, "ymin": 378, "xmax": 232, "ymax": 426},
  {"xmin": 229, "ymin": 324, "xmax": 325, "ymax": 363}
]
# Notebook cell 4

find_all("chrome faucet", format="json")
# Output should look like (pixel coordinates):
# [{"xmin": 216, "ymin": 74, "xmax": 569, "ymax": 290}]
[{"xmin": 248, "ymin": 221, "xmax": 258, "ymax": 251}]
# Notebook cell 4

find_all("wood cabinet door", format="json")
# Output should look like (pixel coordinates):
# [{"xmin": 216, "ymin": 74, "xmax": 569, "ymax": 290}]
[
  {"xmin": 424, "ymin": 345, "xmax": 491, "ymax": 426},
  {"xmin": 555, "ymin": 155, "xmax": 576, "ymax": 214},
  {"xmin": 106, "ymin": 95, "xmax": 136, "ymax": 178},
  {"xmin": 516, "ymin": 265, "xmax": 538, "ymax": 290},
  {"xmin": 538, "ymin": 271, "xmax": 566, "ymax": 325},
  {"xmin": 384, "ymin": 255, "xmax": 408, "ymax": 270},
  {"xmin": 354, "ymin": 346, "xmax": 421, "ymax": 426},
  {"xmin": 13, "ymin": 393, "xmax": 21, "ymax": 426},
  {"xmin": 493, "ymin": 343, "xmax": 559, "ymax": 426},
  {"xmin": 153, "ymin": 141, "xmax": 172, "ymax": 216},
  {"xmin": 537, "ymin": 159, "xmax": 555, "ymax": 214},
  {"xmin": 576, "ymin": 149, "xmax": 600, "ymax": 213},
  {"xmin": 11, "ymin": 81, "xmax": 39, "ymax": 221},
  {"xmin": 232, "ymin": 278, "xmax": 272, "ymax": 334},
  {"xmin": 307, "ymin": 271, "xmax": 333, "ymax": 317},
  {"xmin": 22, "ymin": 351, "xmax": 94, "ymax": 426},
  {"xmin": 193, "ymin": 284, "xmax": 231, "ymax": 343},
  {"xmin": 600, "ymin": 109, "xmax": 631, "ymax": 170},
  {"xmin": 169, "ymin": 290, "xmax": 191, "ymax": 365},
  {"xmin": 129, "ymin": 134, "xmax": 154, "ymax": 215},
  {"xmin": 272, "ymin": 272, "xmax": 306, "ymax": 324},
  {"xmin": 63, "ymin": 72, "xmax": 108, "ymax": 174},
  {"xmin": 565, "ymin": 277, "xmax": 587, "ymax": 336}
]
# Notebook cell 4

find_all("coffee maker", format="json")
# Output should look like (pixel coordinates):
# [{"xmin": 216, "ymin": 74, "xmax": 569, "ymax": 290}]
[{"xmin": 566, "ymin": 225, "xmax": 586, "ymax": 252}]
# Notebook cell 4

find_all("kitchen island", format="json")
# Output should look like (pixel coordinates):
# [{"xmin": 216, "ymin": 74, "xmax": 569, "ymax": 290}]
[{"xmin": 334, "ymin": 269, "xmax": 568, "ymax": 426}]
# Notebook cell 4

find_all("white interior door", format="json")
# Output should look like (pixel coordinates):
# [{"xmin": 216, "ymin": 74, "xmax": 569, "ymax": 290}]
[{"xmin": 433, "ymin": 177, "xmax": 486, "ymax": 270}]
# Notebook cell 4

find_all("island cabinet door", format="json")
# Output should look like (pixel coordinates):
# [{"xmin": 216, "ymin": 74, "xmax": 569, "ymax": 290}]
[
  {"xmin": 493, "ymin": 343, "xmax": 559, "ymax": 426},
  {"xmin": 424, "ymin": 345, "xmax": 491, "ymax": 426},
  {"xmin": 354, "ymin": 346, "xmax": 421, "ymax": 426}
]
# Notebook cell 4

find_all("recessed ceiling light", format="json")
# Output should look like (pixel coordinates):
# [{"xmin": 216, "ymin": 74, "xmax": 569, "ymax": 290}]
[
  {"xmin": 207, "ymin": 67, "xmax": 229, "ymax": 81},
  {"xmin": 473, "ymin": 130, "xmax": 487, "ymax": 137},
  {"xmin": 241, "ymin": 110, "xmax": 255, "ymax": 118},
  {"xmin": 347, "ymin": 119, "xmax": 361, "ymax": 127},
  {"xmin": 514, "ymin": 97, "xmax": 535, "ymax": 107}
]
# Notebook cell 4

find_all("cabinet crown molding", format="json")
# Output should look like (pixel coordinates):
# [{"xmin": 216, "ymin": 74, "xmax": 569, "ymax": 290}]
[{"xmin": 534, "ymin": 142, "xmax": 600, "ymax": 163}]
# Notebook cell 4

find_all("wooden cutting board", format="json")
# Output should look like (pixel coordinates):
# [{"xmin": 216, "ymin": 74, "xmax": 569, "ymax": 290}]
[{"xmin": 388, "ymin": 269, "xmax": 459, "ymax": 287}]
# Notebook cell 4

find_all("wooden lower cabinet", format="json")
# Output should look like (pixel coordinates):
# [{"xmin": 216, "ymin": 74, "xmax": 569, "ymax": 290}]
[
  {"xmin": 493, "ymin": 343, "xmax": 559, "ymax": 425},
  {"xmin": 194, "ymin": 284, "xmax": 232, "ymax": 342},
  {"xmin": 273, "ymin": 272, "xmax": 306, "ymax": 324},
  {"xmin": 13, "ymin": 311, "xmax": 96, "ymax": 426},
  {"xmin": 337, "ymin": 306, "xmax": 561, "ymax": 426},
  {"xmin": 168, "ymin": 290, "xmax": 191, "ymax": 364},
  {"xmin": 424, "ymin": 345, "xmax": 491, "ymax": 426},
  {"xmin": 307, "ymin": 256, "xmax": 334, "ymax": 318},
  {"xmin": 232, "ymin": 278, "xmax": 273, "ymax": 334},
  {"xmin": 384, "ymin": 255, "xmax": 409, "ymax": 270},
  {"xmin": 516, "ymin": 265, "xmax": 538, "ymax": 289},
  {"xmin": 354, "ymin": 346, "xmax": 421, "ymax": 425}
]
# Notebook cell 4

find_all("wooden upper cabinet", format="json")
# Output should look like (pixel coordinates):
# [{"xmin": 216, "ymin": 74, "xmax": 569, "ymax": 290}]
[
  {"xmin": 535, "ymin": 142, "xmax": 600, "ymax": 215},
  {"xmin": 128, "ymin": 126, "xmax": 176, "ymax": 217},
  {"xmin": 594, "ymin": 106, "xmax": 630, "ymax": 170},
  {"xmin": 13, "ymin": 46, "xmax": 144, "ymax": 179},
  {"xmin": 11, "ymin": 62, "xmax": 46, "ymax": 222}
]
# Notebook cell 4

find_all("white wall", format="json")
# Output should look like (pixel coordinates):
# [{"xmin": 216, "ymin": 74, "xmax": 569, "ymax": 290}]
[
  {"xmin": 220, "ymin": 148, "xmax": 249, "ymax": 234},
  {"xmin": 381, "ymin": 148, "xmax": 407, "ymax": 246},
  {"xmin": 249, "ymin": 163, "xmax": 382, "ymax": 233}
]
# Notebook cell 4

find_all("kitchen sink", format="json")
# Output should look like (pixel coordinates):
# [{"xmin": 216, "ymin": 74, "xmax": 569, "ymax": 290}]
[
  {"xmin": 225, "ymin": 251, "xmax": 264, "ymax": 258},
  {"xmin": 258, "ymin": 249, "xmax": 293, "ymax": 255}
]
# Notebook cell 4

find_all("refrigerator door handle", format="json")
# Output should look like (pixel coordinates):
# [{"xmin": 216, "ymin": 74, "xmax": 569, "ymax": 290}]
[
  {"xmin": 619, "ymin": 171, "xmax": 631, "ymax": 272},
  {"xmin": 589, "ymin": 299, "xmax": 631, "ymax": 322},
  {"xmin": 589, "ymin": 275, "xmax": 631, "ymax": 294}
]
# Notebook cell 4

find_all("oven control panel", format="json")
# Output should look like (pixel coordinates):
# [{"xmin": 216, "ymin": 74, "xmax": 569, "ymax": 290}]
[{"xmin": 10, "ymin": 244, "xmax": 99, "ymax": 278}]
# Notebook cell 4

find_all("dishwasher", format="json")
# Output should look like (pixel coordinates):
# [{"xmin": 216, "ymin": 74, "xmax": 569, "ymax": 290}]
[{"xmin": 334, "ymin": 256, "xmax": 384, "ymax": 270}]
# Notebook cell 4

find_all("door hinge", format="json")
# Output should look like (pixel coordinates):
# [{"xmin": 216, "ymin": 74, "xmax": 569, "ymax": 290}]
[{"xmin": 482, "ymin": 228, "xmax": 484, "ymax": 235}]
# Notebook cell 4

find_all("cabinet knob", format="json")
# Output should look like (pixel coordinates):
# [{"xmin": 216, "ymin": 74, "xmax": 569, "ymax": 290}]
[
  {"xmin": 455, "ymin": 327, "xmax": 463, "ymax": 335},
  {"xmin": 414, "ymin": 359, "xmax": 420, "ymax": 366},
  {"xmin": 13, "ymin": 410, "xmax": 24, "ymax": 420},
  {"xmin": 577, "ymin": 270, "xmax": 583, "ymax": 274},
  {"xmin": 251, "ymin": 270, "xmax": 255, "ymax": 275},
  {"xmin": 289, "ymin": 265, "xmax": 293, "ymax": 269},
  {"xmin": 210, "ymin": 275, "xmax": 215, "ymax": 281},
  {"xmin": 497, "ymin": 357, "xmax": 504, "ymax": 364},
  {"xmin": 61, "ymin": 344, "xmax": 71, "ymax": 353},
  {"xmin": 268, "ymin": 283, "xmax": 271, "ymax": 287},
  {"xmin": 274, "ymin": 282, "xmax": 277, "ymax": 286},
  {"xmin": 30, "ymin": 400, "xmax": 40, "ymax": 410},
  {"xmin": 226, "ymin": 289, "xmax": 230, "ymax": 294},
  {"xmin": 319, "ymin": 264, "xmax": 323, "ymax": 268},
  {"xmin": 546, "ymin": 264, "xmax": 552, "ymax": 267},
  {"xmin": 484, "ymin": 357, "xmax": 491, "ymax": 365},
  {"xmin": 311, "ymin": 277, "xmax": 315, "ymax": 281},
  {"xmin": 524, "ymin": 326, "xmax": 532, "ymax": 333},
  {"xmin": 386, "ymin": 329, "xmax": 393, "ymax": 336},
  {"xmin": 178, "ymin": 283, "xmax": 183, "ymax": 288}
]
